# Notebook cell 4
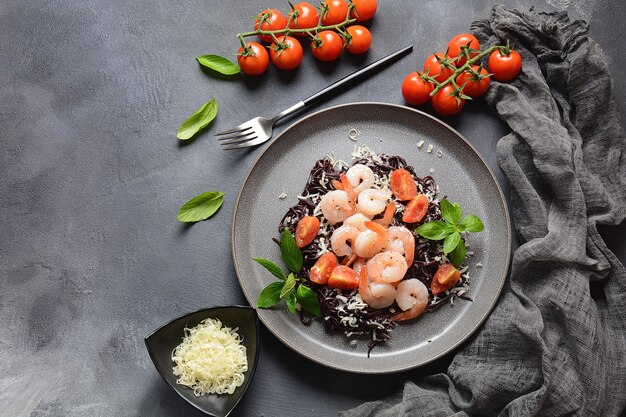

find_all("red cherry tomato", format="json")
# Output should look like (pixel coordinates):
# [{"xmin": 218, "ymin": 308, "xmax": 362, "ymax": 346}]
[
  {"xmin": 402, "ymin": 194, "xmax": 429, "ymax": 223},
  {"xmin": 401, "ymin": 72, "xmax": 434, "ymax": 106},
  {"xmin": 390, "ymin": 169, "xmax": 418, "ymax": 201},
  {"xmin": 237, "ymin": 42, "xmax": 269, "ymax": 76},
  {"xmin": 270, "ymin": 36, "xmax": 303, "ymax": 70},
  {"xmin": 447, "ymin": 33, "xmax": 480, "ymax": 66},
  {"xmin": 295, "ymin": 216, "xmax": 320, "ymax": 248},
  {"xmin": 309, "ymin": 252, "xmax": 338, "ymax": 284},
  {"xmin": 431, "ymin": 263, "xmax": 461, "ymax": 295},
  {"xmin": 288, "ymin": 2, "xmax": 319, "ymax": 36},
  {"xmin": 328, "ymin": 265, "xmax": 359, "ymax": 290},
  {"xmin": 311, "ymin": 30, "xmax": 343, "ymax": 62},
  {"xmin": 488, "ymin": 49, "xmax": 522, "ymax": 82},
  {"xmin": 423, "ymin": 53, "xmax": 454, "ymax": 83},
  {"xmin": 344, "ymin": 25, "xmax": 372, "ymax": 55},
  {"xmin": 431, "ymin": 84, "xmax": 465, "ymax": 116},
  {"xmin": 456, "ymin": 65, "xmax": 491, "ymax": 98},
  {"xmin": 254, "ymin": 9, "xmax": 287, "ymax": 43},
  {"xmin": 350, "ymin": 0, "xmax": 377, "ymax": 21},
  {"xmin": 321, "ymin": 0, "xmax": 349, "ymax": 25}
]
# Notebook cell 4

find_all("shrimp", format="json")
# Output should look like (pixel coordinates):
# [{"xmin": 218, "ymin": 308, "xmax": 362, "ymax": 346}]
[
  {"xmin": 352, "ymin": 257, "xmax": 367, "ymax": 276},
  {"xmin": 391, "ymin": 279, "xmax": 428, "ymax": 321},
  {"xmin": 357, "ymin": 189, "xmax": 392, "ymax": 217},
  {"xmin": 386, "ymin": 226, "xmax": 416, "ymax": 266},
  {"xmin": 374, "ymin": 201, "xmax": 396, "ymax": 227},
  {"xmin": 330, "ymin": 225, "xmax": 359, "ymax": 257},
  {"xmin": 320, "ymin": 190, "xmax": 353, "ymax": 224},
  {"xmin": 358, "ymin": 266, "xmax": 396, "ymax": 310},
  {"xmin": 366, "ymin": 250, "xmax": 408, "ymax": 283},
  {"xmin": 354, "ymin": 221, "xmax": 388, "ymax": 259},
  {"xmin": 346, "ymin": 164, "xmax": 375, "ymax": 195},
  {"xmin": 343, "ymin": 213, "xmax": 371, "ymax": 231}
]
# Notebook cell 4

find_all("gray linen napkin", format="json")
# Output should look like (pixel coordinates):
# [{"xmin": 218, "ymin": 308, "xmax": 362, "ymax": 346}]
[{"xmin": 341, "ymin": 6, "xmax": 626, "ymax": 417}]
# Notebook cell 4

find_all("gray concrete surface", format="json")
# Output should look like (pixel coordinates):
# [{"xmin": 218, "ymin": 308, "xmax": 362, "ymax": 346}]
[{"xmin": 1, "ymin": 0, "xmax": 624, "ymax": 416}]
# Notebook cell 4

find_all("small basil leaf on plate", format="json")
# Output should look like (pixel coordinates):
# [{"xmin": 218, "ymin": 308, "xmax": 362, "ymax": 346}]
[
  {"xmin": 415, "ymin": 220, "xmax": 450, "ymax": 241},
  {"xmin": 177, "ymin": 191, "xmax": 224, "ymax": 222},
  {"xmin": 257, "ymin": 281, "xmax": 284, "ymax": 308},
  {"xmin": 449, "ymin": 239, "xmax": 466, "ymax": 268},
  {"xmin": 285, "ymin": 292, "xmax": 297, "ymax": 314},
  {"xmin": 196, "ymin": 55, "xmax": 240, "ymax": 75},
  {"xmin": 461, "ymin": 214, "xmax": 485, "ymax": 232},
  {"xmin": 177, "ymin": 99, "xmax": 218, "ymax": 140},
  {"xmin": 440, "ymin": 198, "xmax": 462, "ymax": 225},
  {"xmin": 296, "ymin": 284, "xmax": 321, "ymax": 317},
  {"xmin": 280, "ymin": 273, "xmax": 297, "ymax": 300},
  {"xmin": 253, "ymin": 258, "xmax": 286, "ymax": 280},
  {"xmin": 443, "ymin": 231, "xmax": 461, "ymax": 254},
  {"xmin": 280, "ymin": 229, "xmax": 303, "ymax": 273}
]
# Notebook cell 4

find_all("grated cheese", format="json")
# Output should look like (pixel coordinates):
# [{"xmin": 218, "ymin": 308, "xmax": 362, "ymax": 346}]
[
  {"xmin": 172, "ymin": 318, "xmax": 247, "ymax": 396},
  {"xmin": 417, "ymin": 139, "xmax": 425, "ymax": 148}
]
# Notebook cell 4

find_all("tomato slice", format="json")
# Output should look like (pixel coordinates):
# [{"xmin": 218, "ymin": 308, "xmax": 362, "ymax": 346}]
[
  {"xmin": 390, "ymin": 169, "xmax": 418, "ymax": 201},
  {"xmin": 328, "ymin": 265, "xmax": 359, "ymax": 290},
  {"xmin": 402, "ymin": 194, "xmax": 429, "ymax": 223},
  {"xmin": 431, "ymin": 263, "xmax": 461, "ymax": 295},
  {"xmin": 295, "ymin": 216, "xmax": 320, "ymax": 248},
  {"xmin": 309, "ymin": 252, "xmax": 338, "ymax": 285}
]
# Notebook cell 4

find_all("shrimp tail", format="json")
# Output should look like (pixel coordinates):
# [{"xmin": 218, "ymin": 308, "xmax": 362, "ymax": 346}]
[
  {"xmin": 340, "ymin": 173, "xmax": 356, "ymax": 212},
  {"xmin": 374, "ymin": 201, "xmax": 396, "ymax": 227},
  {"xmin": 390, "ymin": 300, "xmax": 427, "ymax": 322}
]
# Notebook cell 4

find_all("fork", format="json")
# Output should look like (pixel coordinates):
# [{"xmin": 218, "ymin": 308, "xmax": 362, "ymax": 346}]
[{"xmin": 216, "ymin": 45, "xmax": 413, "ymax": 150}]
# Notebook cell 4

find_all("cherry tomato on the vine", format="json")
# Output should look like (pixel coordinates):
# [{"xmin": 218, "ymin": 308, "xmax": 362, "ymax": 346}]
[
  {"xmin": 488, "ymin": 48, "xmax": 522, "ymax": 82},
  {"xmin": 288, "ymin": 2, "xmax": 319, "ymax": 36},
  {"xmin": 432, "ymin": 84, "xmax": 465, "ymax": 116},
  {"xmin": 401, "ymin": 72, "xmax": 434, "ymax": 106},
  {"xmin": 350, "ymin": 0, "xmax": 377, "ymax": 21},
  {"xmin": 311, "ymin": 30, "xmax": 343, "ymax": 62},
  {"xmin": 456, "ymin": 65, "xmax": 491, "ymax": 98},
  {"xmin": 423, "ymin": 52, "xmax": 455, "ymax": 83},
  {"xmin": 344, "ymin": 25, "xmax": 372, "ymax": 54},
  {"xmin": 447, "ymin": 33, "xmax": 480, "ymax": 66},
  {"xmin": 270, "ymin": 36, "xmax": 303, "ymax": 70},
  {"xmin": 254, "ymin": 9, "xmax": 287, "ymax": 43},
  {"xmin": 237, "ymin": 42, "xmax": 270, "ymax": 76},
  {"xmin": 321, "ymin": 0, "xmax": 349, "ymax": 25}
]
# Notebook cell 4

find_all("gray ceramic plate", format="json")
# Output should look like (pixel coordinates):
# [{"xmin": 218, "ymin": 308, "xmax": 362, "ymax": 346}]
[{"xmin": 232, "ymin": 102, "xmax": 510, "ymax": 374}]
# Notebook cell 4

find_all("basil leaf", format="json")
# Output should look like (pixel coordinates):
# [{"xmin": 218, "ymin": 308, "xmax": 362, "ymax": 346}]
[
  {"xmin": 285, "ymin": 292, "xmax": 297, "ymax": 314},
  {"xmin": 257, "ymin": 281, "xmax": 284, "ymax": 308},
  {"xmin": 296, "ymin": 284, "xmax": 321, "ymax": 317},
  {"xmin": 443, "ymin": 231, "xmax": 461, "ymax": 254},
  {"xmin": 415, "ymin": 220, "xmax": 450, "ymax": 241},
  {"xmin": 280, "ymin": 229, "xmax": 303, "ymax": 273},
  {"xmin": 253, "ymin": 258, "xmax": 286, "ymax": 280},
  {"xmin": 449, "ymin": 239, "xmax": 466, "ymax": 268},
  {"xmin": 280, "ymin": 273, "xmax": 297, "ymax": 300},
  {"xmin": 196, "ymin": 55, "xmax": 240, "ymax": 75},
  {"xmin": 440, "ymin": 199, "xmax": 462, "ymax": 225},
  {"xmin": 461, "ymin": 215, "xmax": 485, "ymax": 232},
  {"xmin": 177, "ymin": 99, "xmax": 218, "ymax": 140},
  {"xmin": 177, "ymin": 191, "xmax": 224, "ymax": 222}
]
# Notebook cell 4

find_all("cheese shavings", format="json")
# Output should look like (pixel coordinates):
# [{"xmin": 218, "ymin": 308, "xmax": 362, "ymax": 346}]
[{"xmin": 172, "ymin": 318, "xmax": 248, "ymax": 396}]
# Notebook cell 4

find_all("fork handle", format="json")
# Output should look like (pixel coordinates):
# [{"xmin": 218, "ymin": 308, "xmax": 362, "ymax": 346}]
[{"xmin": 303, "ymin": 45, "xmax": 413, "ymax": 107}]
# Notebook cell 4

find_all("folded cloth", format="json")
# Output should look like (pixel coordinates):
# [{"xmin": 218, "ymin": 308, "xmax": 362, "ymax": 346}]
[{"xmin": 341, "ymin": 6, "xmax": 626, "ymax": 417}]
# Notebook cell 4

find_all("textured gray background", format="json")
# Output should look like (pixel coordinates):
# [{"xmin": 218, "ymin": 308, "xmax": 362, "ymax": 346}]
[{"xmin": 1, "ymin": 0, "xmax": 624, "ymax": 416}]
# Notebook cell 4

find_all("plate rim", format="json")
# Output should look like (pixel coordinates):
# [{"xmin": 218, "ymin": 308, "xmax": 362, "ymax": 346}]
[{"xmin": 231, "ymin": 101, "xmax": 511, "ymax": 373}]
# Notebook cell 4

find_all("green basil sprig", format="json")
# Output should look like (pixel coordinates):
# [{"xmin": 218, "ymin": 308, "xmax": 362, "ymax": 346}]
[
  {"xmin": 254, "ymin": 229, "xmax": 321, "ymax": 317},
  {"xmin": 178, "ymin": 191, "xmax": 224, "ymax": 222},
  {"xmin": 196, "ymin": 55, "xmax": 240, "ymax": 76},
  {"xmin": 415, "ymin": 199, "xmax": 484, "ymax": 268},
  {"xmin": 177, "ymin": 98, "xmax": 218, "ymax": 140}
]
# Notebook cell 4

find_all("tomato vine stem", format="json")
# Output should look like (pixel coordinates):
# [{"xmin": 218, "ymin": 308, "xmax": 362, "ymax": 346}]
[
  {"xmin": 237, "ymin": 15, "xmax": 357, "ymax": 39},
  {"xmin": 430, "ymin": 45, "xmax": 499, "ymax": 97}
]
